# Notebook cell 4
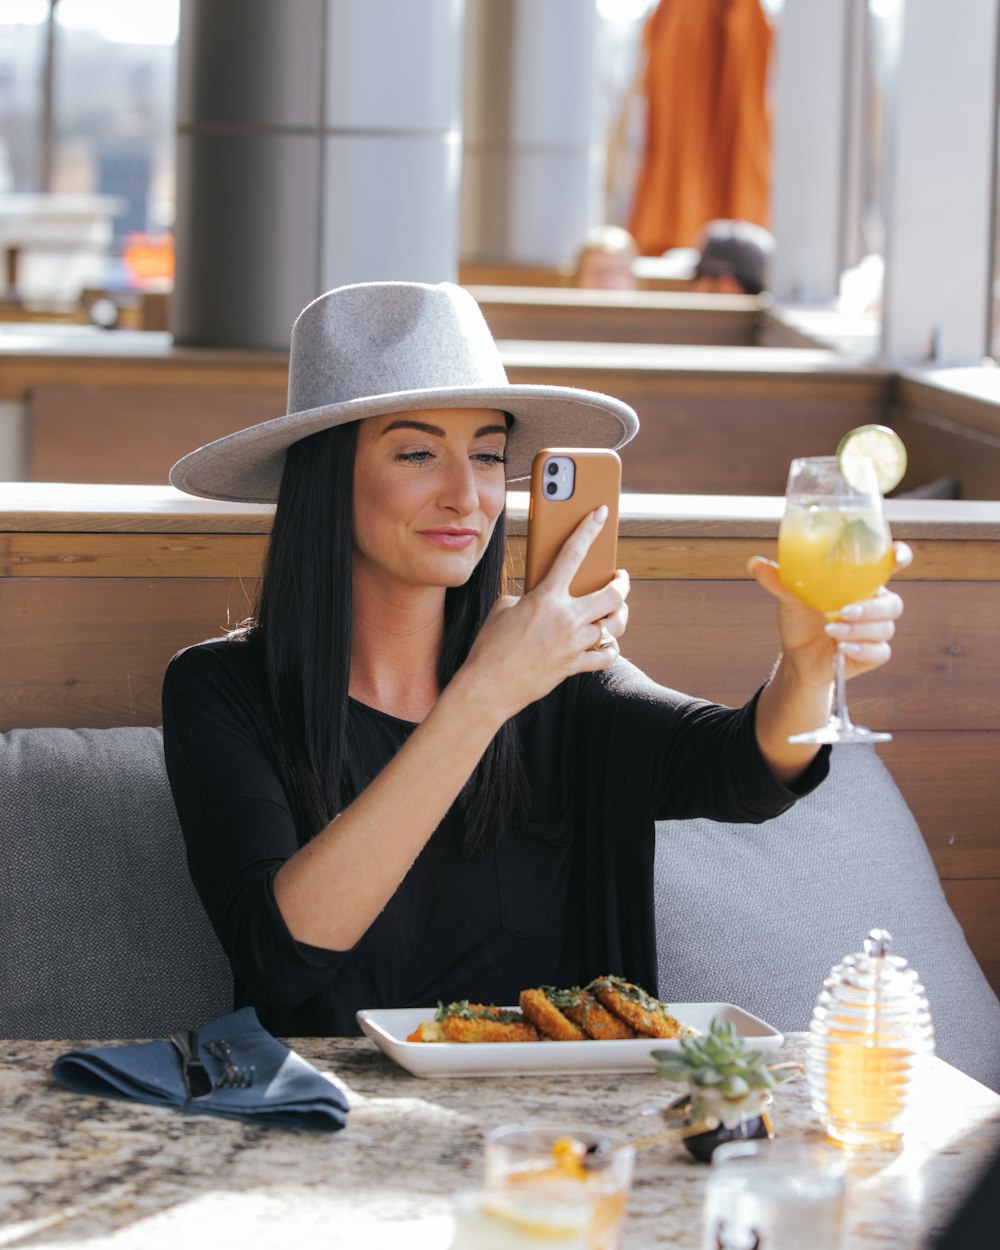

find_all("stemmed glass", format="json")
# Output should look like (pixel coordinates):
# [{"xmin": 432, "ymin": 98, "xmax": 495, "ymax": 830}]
[{"xmin": 778, "ymin": 455, "xmax": 895, "ymax": 745}]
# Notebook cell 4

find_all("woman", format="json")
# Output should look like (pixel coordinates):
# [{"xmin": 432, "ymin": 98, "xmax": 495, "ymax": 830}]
[{"xmin": 163, "ymin": 280, "xmax": 906, "ymax": 1036}]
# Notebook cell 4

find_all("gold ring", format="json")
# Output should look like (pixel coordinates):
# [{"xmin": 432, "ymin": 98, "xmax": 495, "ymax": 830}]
[{"xmin": 593, "ymin": 624, "xmax": 615, "ymax": 651}]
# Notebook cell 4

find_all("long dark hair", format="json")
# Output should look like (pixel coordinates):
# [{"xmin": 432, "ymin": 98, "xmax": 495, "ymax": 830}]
[{"xmin": 253, "ymin": 419, "xmax": 527, "ymax": 855}]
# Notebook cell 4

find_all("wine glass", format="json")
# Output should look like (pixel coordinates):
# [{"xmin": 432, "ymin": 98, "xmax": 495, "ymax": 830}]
[{"xmin": 778, "ymin": 455, "xmax": 895, "ymax": 745}]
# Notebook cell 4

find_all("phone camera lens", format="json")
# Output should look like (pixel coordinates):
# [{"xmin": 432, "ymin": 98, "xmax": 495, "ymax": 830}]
[
  {"xmin": 546, "ymin": 461, "xmax": 559, "ymax": 476},
  {"xmin": 545, "ymin": 481, "xmax": 558, "ymax": 496}
]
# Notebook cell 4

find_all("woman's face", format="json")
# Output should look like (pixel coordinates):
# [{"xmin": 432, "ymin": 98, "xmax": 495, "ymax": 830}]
[{"xmin": 352, "ymin": 407, "xmax": 508, "ymax": 592}]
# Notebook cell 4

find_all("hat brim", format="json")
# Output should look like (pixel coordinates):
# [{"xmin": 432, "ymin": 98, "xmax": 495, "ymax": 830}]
[{"xmin": 169, "ymin": 384, "xmax": 639, "ymax": 503}]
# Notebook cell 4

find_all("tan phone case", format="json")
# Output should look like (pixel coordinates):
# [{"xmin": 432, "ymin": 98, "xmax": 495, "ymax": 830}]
[{"xmin": 524, "ymin": 448, "xmax": 621, "ymax": 596}]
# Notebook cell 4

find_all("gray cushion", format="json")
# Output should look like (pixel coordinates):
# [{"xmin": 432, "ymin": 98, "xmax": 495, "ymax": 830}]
[
  {"xmin": 0, "ymin": 727, "xmax": 232, "ymax": 1039},
  {"xmin": 655, "ymin": 745, "xmax": 1000, "ymax": 1091}
]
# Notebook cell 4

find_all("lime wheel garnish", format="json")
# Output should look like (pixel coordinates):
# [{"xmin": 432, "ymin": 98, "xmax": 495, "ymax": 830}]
[{"xmin": 837, "ymin": 424, "xmax": 908, "ymax": 494}]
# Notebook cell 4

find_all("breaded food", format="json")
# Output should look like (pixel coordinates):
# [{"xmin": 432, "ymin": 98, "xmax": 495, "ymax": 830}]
[
  {"xmin": 589, "ymin": 974, "xmax": 688, "ymax": 1039},
  {"xmin": 520, "ymin": 988, "xmax": 588, "ymax": 1041},
  {"xmin": 560, "ymin": 988, "xmax": 636, "ymax": 1040},
  {"xmin": 439, "ymin": 1016, "xmax": 539, "ymax": 1043},
  {"xmin": 434, "ymin": 1000, "xmax": 540, "ymax": 1043}
]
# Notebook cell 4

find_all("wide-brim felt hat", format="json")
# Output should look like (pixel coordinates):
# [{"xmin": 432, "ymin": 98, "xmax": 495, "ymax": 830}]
[{"xmin": 169, "ymin": 280, "xmax": 639, "ymax": 503}]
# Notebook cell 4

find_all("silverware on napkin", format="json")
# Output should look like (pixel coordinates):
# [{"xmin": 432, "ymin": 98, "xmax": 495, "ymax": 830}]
[
  {"xmin": 169, "ymin": 1028, "xmax": 214, "ymax": 1100},
  {"xmin": 205, "ymin": 1038, "xmax": 255, "ymax": 1089}
]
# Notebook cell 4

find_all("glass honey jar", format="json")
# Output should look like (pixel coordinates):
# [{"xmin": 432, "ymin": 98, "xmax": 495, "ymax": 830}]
[{"xmin": 807, "ymin": 928, "xmax": 935, "ymax": 1149}]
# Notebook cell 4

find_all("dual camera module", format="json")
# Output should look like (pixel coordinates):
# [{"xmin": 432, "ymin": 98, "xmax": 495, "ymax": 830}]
[{"xmin": 543, "ymin": 456, "xmax": 576, "ymax": 500}]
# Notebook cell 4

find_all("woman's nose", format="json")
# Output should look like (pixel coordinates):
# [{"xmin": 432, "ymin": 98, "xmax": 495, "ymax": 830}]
[{"xmin": 438, "ymin": 460, "xmax": 479, "ymax": 514}]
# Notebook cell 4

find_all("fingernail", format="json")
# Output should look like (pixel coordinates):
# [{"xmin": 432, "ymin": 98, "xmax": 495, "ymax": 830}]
[
  {"xmin": 839, "ymin": 603, "xmax": 863, "ymax": 620},
  {"xmin": 594, "ymin": 504, "xmax": 608, "ymax": 523},
  {"xmin": 825, "ymin": 623, "xmax": 851, "ymax": 639},
  {"xmin": 840, "ymin": 642, "xmax": 863, "ymax": 657}
]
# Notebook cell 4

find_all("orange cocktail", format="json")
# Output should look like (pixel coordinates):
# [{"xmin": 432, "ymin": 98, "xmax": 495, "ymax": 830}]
[{"xmin": 778, "ymin": 503, "xmax": 894, "ymax": 617}]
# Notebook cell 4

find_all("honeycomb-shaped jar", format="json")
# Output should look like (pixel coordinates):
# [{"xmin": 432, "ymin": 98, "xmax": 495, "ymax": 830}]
[{"xmin": 807, "ymin": 928, "xmax": 935, "ymax": 1148}]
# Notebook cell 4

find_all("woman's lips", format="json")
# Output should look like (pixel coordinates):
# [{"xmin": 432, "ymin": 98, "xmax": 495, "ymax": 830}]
[{"xmin": 419, "ymin": 529, "xmax": 479, "ymax": 549}]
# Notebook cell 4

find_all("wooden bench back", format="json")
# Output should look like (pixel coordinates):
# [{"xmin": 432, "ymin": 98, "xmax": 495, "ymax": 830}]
[
  {"xmin": 891, "ymin": 373, "xmax": 1000, "ymax": 499},
  {"xmin": 20, "ymin": 342, "xmax": 891, "ymax": 495},
  {"xmin": 468, "ymin": 285, "xmax": 764, "ymax": 346},
  {"xmin": 2, "ymin": 485, "xmax": 997, "ymax": 993},
  {"xmin": 29, "ymin": 384, "xmax": 284, "ymax": 486}
]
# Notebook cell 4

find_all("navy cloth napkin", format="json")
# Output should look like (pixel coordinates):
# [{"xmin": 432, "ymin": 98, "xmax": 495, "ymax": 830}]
[{"xmin": 50, "ymin": 1006, "xmax": 349, "ymax": 1133}]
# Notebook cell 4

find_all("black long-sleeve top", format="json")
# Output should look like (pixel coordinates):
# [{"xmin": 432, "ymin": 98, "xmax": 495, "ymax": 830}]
[{"xmin": 161, "ymin": 632, "xmax": 828, "ymax": 1036}]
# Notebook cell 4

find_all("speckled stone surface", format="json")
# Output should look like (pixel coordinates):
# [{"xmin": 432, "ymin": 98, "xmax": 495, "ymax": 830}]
[{"xmin": 1, "ymin": 1034, "xmax": 997, "ymax": 1248}]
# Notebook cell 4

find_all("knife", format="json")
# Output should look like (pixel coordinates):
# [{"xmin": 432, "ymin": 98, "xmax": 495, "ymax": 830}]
[{"xmin": 169, "ymin": 1028, "xmax": 214, "ymax": 1100}]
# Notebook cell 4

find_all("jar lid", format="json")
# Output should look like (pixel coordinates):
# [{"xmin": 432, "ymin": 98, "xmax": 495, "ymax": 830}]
[{"xmin": 826, "ymin": 928, "xmax": 930, "ymax": 1009}]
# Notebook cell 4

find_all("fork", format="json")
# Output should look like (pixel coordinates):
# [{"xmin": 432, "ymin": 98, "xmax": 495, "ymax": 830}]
[{"xmin": 205, "ymin": 1038, "xmax": 255, "ymax": 1089}]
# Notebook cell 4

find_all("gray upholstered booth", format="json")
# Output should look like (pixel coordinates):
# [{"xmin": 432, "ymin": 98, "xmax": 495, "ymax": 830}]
[
  {"xmin": 2, "ymin": 727, "xmax": 998, "ymax": 1091},
  {"xmin": 0, "ymin": 727, "xmax": 232, "ymax": 1039},
  {"xmin": 654, "ymin": 746, "xmax": 1000, "ymax": 1090}
]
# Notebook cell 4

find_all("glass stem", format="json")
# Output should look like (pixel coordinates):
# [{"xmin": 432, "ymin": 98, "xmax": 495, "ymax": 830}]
[{"xmin": 832, "ymin": 643, "xmax": 854, "ymax": 731}]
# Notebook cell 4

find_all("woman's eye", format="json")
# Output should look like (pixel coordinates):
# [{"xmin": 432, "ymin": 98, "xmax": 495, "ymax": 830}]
[
  {"xmin": 474, "ymin": 452, "xmax": 507, "ymax": 467},
  {"xmin": 394, "ymin": 450, "xmax": 434, "ymax": 464}
]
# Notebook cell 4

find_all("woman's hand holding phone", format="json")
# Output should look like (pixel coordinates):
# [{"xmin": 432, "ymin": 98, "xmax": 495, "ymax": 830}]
[
  {"xmin": 524, "ymin": 448, "xmax": 621, "ymax": 595},
  {"xmin": 456, "ymin": 500, "xmax": 630, "ymax": 724}
]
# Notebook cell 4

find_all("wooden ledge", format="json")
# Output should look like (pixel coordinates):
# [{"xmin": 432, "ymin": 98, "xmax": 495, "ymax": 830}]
[
  {"xmin": 498, "ymin": 340, "xmax": 878, "ymax": 376},
  {"xmin": 0, "ymin": 483, "xmax": 276, "ymax": 533},
  {"xmin": 466, "ymin": 285, "xmax": 763, "ymax": 314},
  {"xmin": 1, "ymin": 483, "xmax": 997, "ymax": 543},
  {"xmin": 895, "ymin": 367, "xmax": 1000, "ymax": 438}
]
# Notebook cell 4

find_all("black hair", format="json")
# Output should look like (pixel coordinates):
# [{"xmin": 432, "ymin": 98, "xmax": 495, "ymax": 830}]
[
  {"xmin": 253, "ymin": 419, "xmax": 527, "ymax": 855},
  {"xmin": 693, "ymin": 219, "xmax": 775, "ymax": 295}
]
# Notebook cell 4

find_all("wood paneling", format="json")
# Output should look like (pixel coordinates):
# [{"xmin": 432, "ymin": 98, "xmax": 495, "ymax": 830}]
[
  {"xmin": 29, "ymin": 385, "xmax": 284, "ymax": 485},
  {"xmin": 0, "ymin": 532, "xmax": 269, "ymax": 578},
  {"xmin": 13, "ymin": 342, "xmax": 892, "ymax": 495},
  {"xmin": 0, "ymin": 577, "xmax": 252, "ymax": 730},
  {"xmin": 940, "ymin": 879, "xmax": 1000, "ymax": 995},
  {"xmin": 458, "ymin": 264, "xmax": 693, "ymax": 292},
  {"xmin": 892, "ymin": 401, "xmax": 1000, "ymax": 502},
  {"xmin": 879, "ymin": 732, "xmax": 1000, "ymax": 878},
  {"xmin": 4, "ymin": 573, "xmax": 996, "ymax": 736},
  {"xmin": 501, "ymin": 347, "xmax": 889, "ymax": 494},
  {"xmin": 469, "ymin": 286, "xmax": 762, "ymax": 346},
  {"xmin": 3, "ymin": 349, "xmax": 288, "ymax": 400},
  {"xmin": 624, "ymin": 580, "xmax": 1000, "ymax": 732}
]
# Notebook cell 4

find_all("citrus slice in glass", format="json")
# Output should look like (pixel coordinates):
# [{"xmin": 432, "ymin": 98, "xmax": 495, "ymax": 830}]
[
  {"xmin": 478, "ymin": 1192, "xmax": 590, "ymax": 1241},
  {"xmin": 836, "ymin": 424, "xmax": 908, "ymax": 494}
]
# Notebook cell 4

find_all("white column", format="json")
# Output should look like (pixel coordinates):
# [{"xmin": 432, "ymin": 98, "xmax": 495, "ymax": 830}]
[
  {"xmin": 321, "ymin": 0, "xmax": 465, "ymax": 289},
  {"xmin": 461, "ymin": 0, "xmax": 602, "ymax": 266},
  {"xmin": 880, "ymin": 0, "xmax": 999, "ymax": 364},
  {"xmin": 174, "ymin": 0, "xmax": 465, "ymax": 349},
  {"xmin": 770, "ymin": 0, "xmax": 852, "ymax": 302}
]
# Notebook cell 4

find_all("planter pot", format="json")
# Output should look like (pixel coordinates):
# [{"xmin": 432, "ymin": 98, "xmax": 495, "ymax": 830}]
[{"xmin": 669, "ymin": 1091, "xmax": 773, "ymax": 1164}]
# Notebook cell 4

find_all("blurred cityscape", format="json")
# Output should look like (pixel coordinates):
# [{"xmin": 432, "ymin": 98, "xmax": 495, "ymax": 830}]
[{"xmin": 0, "ymin": 0, "xmax": 178, "ymax": 300}]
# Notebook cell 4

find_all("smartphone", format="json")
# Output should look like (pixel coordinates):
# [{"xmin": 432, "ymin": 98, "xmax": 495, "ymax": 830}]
[{"xmin": 524, "ymin": 448, "xmax": 621, "ymax": 596}]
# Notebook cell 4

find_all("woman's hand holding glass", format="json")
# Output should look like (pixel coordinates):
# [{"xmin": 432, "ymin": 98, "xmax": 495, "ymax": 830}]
[
  {"xmin": 459, "ymin": 508, "xmax": 629, "ymax": 721},
  {"xmin": 749, "ymin": 552, "xmax": 910, "ymax": 685},
  {"xmin": 751, "ymin": 455, "xmax": 911, "ymax": 745}
]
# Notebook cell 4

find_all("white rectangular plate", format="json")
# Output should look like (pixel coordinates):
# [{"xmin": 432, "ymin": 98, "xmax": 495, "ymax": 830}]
[{"xmin": 356, "ymin": 1003, "xmax": 782, "ymax": 1078}]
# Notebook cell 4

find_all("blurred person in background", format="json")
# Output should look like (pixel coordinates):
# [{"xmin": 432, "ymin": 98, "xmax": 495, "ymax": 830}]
[
  {"xmin": 571, "ymin": 225, "xmax": 639, "ymax": 291},
  {"xmin": 691, "ymin": 218, "xmax": 775, "ymax": 295}
]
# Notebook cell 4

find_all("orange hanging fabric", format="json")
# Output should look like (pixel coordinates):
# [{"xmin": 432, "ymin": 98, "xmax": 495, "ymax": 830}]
[{"xmin": 627, "ymin": 0, "xmax": 773, "ymax": 255}]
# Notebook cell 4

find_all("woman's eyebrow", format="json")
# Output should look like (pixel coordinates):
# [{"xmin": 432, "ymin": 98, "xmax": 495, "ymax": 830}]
[
  {"xmin": 380, "ymin": 419, "xmax": 444, "ymax": 437},
  {"xmin": 379, "ymin": 420, "xmax": 507, "ymax": 438}
]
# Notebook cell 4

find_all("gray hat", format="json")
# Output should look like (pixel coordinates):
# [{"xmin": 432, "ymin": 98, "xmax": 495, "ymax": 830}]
[{"xmin": 170, "ymin": 280, "xmax": 639, "ymax": 503}]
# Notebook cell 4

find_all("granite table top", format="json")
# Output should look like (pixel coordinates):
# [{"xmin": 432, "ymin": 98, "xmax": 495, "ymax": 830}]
[{"xmin": 1, "ymin": 1033, "xmax": 997, "ymax": 1249}]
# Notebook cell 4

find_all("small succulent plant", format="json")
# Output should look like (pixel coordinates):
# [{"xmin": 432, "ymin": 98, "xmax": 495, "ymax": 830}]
[{"xmin": 652, "ymin": 1017, "xmax": 797, "ymax": 1100}]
